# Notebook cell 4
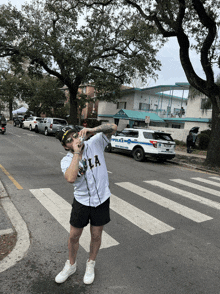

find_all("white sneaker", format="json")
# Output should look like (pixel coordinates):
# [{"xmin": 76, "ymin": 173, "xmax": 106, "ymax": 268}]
[
  {"xmin": 83, "ymin": 259, "xmax": 96, "ymax": 284},
  {"xmin": 55, "ymin": 260, "xmax": 77, "ymax": 283}
]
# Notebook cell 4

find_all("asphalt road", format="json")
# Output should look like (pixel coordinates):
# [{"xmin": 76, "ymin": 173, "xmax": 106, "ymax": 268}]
[{"xmin": 0, "ymin": 124, "xmax": 220, "ymax": 294}]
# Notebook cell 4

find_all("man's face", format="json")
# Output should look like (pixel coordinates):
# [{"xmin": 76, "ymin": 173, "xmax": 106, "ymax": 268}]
[{"xmin": 64, "ymin": 132, "xmax": 80, "ymax": 150}]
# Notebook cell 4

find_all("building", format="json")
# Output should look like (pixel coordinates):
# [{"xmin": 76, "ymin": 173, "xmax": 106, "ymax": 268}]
[
  {"xmin": 97, "ymin": 82, "xmax": 211, "ymax": 142},
  {"xmin": 98, "ymin": 83, "xmax": 189, "ymax": 129}
]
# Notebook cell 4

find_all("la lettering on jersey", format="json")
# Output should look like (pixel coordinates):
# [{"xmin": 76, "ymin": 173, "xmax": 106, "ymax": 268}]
[{"xmin": 87, "ymin": 155, "xmax": 101, "ymax": 169}]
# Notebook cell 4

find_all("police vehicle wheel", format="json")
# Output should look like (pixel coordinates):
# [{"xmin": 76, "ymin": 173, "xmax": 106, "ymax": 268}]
[
  {"xmin": 133, "ymin": 147, "xmax": 144, "ymax": 162},
  {"xmin": 105, "ymin": 143, "xmax": 112, "ymax": 153}
]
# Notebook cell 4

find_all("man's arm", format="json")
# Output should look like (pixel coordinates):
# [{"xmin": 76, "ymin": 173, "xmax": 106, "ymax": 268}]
[{"xmin": 79, "ymin": 123, "xmax": 117, "ymax": 140}]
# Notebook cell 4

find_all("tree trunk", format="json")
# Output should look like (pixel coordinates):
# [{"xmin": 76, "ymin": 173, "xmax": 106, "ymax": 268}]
[
  {"xmin": 205, "ymin": 99, "xmax": 220, "ymax": 167},
  {"xmin": 69, "ymin": 89, "xmax": 78, "ymax": 125},
  {"xmin": 9, "ymin": 99, "xmax": 13, "ymax": 120}
]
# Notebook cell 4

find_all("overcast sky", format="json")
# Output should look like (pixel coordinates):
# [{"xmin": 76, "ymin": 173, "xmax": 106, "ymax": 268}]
[{"xmin": 3, "ymin": 0, "xmax": 220, "ymax": 97}]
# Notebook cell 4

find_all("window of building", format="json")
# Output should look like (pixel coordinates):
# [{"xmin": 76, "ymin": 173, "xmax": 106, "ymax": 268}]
[
  {"xmin": 139, "ymin": 103, "xmax": 150, "ymax": 111},
  {"xmin": 117, "ymin": 102, "xmax": 127, "ymax": 109},
  {"xmin": 172, "ymin": 124, "xmax": 181, "ymax": 129},
  {"xmin": 201, "ymin": 98, "xmax": 212, "ymax": 109}
]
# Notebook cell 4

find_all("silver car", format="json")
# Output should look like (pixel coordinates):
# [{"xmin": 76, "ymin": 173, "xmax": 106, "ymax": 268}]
[{"xmin": 36, "ymin": 117, "xmax": 68, "ymax": 136}]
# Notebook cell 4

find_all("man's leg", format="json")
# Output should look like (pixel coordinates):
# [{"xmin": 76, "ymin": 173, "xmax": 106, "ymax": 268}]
[
  {"xmin": 89, "ymin": 225, "xmax": 104, "ymax": 261},
  {"xmin": 83, "ymin": 225, "xmax": 104, "ymax": 285},
  {"xmin": 68, "ymin": 225, "xmax": 84, "ymax": 265},
  {"xmin": 55, "ymin": 225, "xmax": 83, "ymax": 283}
]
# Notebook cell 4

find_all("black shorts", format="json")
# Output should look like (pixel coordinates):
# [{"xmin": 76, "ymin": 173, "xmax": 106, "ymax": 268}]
[{"xmin": 70, "ymin": 198, "xmax": 110, "ymax": 228}]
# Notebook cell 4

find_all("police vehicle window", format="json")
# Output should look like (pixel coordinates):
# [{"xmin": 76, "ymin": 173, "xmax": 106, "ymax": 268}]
[
  {"xmin": 127, "ymin": 131, "xmax": 138, "ymax": 138},
  {"xmin": 117, "ymin": 131, "xmax": 128, "ymax": 137},
  {"xmin": 143, "ymin": 132, "xmax": 154, "ymax": 139},
  {"xmin": 153, "ymin": 133, "xmax": 173, "ymax": 141}
]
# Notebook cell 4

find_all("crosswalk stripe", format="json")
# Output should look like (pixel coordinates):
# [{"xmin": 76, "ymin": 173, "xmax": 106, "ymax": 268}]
[
  {"xmin": 110, "ymin": 194, "xmax": 174, "ymax": 235},
  {"xmin": 209, "ymin": 177, "xmax": 220, "ymax": 182},
  {"xmin": 30, "ymin": 189, "xmax": 119, "ymax": 252},
  {"xmin": 192, "ymin": 177, "xmax": 220, "ymax": 188},
  {"xmin": 171, "ymin": 179, "xmax": 220, "ymax": 197},
  {"xmin": 117, "ymin": 182, "xmax": 212, "ymax": 223},
  {"xmin": 146, "ymin": 180, "xmax": 220, "ymax": 211}
]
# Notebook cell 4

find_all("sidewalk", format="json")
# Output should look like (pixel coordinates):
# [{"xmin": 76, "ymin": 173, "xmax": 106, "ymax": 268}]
[
  {"xmin": 0, "ymin": 150, "xmax": 219, "ymax": 273},
  {"xmin": 174, "ymin": 148, "xmax": 220, "ymax": 174},
  {"xmin": 0, "ymin": 181, "xmax": 30, "ymax": 273}
]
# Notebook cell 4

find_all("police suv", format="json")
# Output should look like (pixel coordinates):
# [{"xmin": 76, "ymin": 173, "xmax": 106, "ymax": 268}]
[{"xmin": 105, "ymin": 128, "xmax": 176, "ymax": 162}]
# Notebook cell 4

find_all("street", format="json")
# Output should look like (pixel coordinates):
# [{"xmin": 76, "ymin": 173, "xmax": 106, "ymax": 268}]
[{"xmin": 1, "ymin": 124, "xmax": 220, "ymax": 294}]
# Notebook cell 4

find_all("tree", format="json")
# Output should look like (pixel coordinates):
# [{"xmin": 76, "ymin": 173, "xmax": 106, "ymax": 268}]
[
  {"xmin": 20, "ymin": 75, "xmax": 68, "ymax": 117},
  {"xmin": 0, "ymin": 0, "xmax": 162, "ymax": 125},
  {"xmin": 120, "ymin": 0, "xmax": 220, "ymax": 167},
  {"xmin": 0, "ymin": 70, "xmax": 22, "ymax": 119}
]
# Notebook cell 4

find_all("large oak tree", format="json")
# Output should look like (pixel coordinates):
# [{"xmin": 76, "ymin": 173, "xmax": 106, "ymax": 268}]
[{"xmin": 0, "ymin": 0, "xmax": 161, "ymax": 124}]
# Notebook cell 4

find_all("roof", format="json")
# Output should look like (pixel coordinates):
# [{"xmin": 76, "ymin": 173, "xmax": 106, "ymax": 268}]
[
  {"xmin": 121, "ymin": 82, "xmax": 189, "ymax": 94},
  {"xmin": 113, "ymin": 109, "xmax": 165, "ymax": 122},
  {"xmin": 164, "ymin": 117, "xmax": 211, "ymax": 123}
]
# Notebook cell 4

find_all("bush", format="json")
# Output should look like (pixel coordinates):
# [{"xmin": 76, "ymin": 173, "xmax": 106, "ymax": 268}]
[
  {"xmin": 198, "ymin": 133, "xmax": 210, "ymax": 150},
  {"xmin": 175, "ymin": 140, "xmax": 186, "ymax": 146}
]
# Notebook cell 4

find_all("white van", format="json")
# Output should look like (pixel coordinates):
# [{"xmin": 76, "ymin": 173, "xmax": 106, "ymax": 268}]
[{"xmin": 105, "ymin": 128, "xmax": 176, "ymax": 162}]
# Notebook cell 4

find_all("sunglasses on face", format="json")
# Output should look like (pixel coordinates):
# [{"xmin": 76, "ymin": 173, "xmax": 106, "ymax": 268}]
[{"xmin": 65, "ymin": 133, "xmax": 79, "ymax": 143}]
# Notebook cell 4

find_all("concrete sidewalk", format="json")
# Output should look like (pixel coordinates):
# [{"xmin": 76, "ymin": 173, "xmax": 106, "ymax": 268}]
[{"xmin": 0, "ymin": 181, "xmax": 30, "ymax": 273}]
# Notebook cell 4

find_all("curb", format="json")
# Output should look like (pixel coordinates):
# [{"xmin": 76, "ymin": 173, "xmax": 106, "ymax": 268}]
[{"xmin": 0, "ymin": 181, "xmax": 30, "ymax": 273}]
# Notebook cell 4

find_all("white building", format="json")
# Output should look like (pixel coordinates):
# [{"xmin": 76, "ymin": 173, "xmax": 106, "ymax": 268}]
[
  {"xmin": 98, "ymin": 83, "xmax": 188, "ymax": 130},
  {"xmin": 98, "ymin": 83, "xmax": 211, "ymax": 142}
]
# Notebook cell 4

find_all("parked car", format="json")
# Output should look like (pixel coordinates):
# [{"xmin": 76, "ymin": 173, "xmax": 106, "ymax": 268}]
[
  {"xmin": 105, "ymin": 128, "xmax": 176, "ymax": 162},
  {"xmin": 22, "ymin": 116, "xmax": 42, "ymax": 131},
  {"xmin": 0, "ymin": 113, "xmax": 7, "ymax": 134},
  {"xmin": 36, "ymin": 117, "xmax": 68, "ymax": 136},
  {"xmin": 13, "ymin": 115, "xmax": 27, "ymax": 128}
]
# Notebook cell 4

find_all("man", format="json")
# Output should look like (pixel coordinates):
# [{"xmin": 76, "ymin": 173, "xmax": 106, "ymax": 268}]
[
  {"xmin": 55, "ymin": 123, "xmax": 117, "ymax": 285},
  {"xmin": 186, "ymin": 132, "xmax": 193, "ymax": 153}
]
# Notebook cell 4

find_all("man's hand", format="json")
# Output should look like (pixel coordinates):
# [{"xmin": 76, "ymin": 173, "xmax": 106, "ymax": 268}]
[{"xmin": 78, "ymin": 128, "xmax": 94, "ymax": 141}]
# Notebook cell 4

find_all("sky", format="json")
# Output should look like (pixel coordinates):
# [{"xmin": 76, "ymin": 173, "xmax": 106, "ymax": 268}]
[{"xmin": 3, "ymin": 0, "xmax": 220, "ymax": 97}]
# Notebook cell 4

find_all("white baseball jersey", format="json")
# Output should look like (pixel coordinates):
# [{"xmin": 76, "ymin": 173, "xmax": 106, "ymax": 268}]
[{"xmin": 61, "ymin": 133, "xmax": 111, "ymax": 207}]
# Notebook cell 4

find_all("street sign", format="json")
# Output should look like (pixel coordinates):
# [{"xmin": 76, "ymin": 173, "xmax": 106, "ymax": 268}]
[{"xmin": 145, "ymin": 116, "xmax": 150, "ymax": 124}]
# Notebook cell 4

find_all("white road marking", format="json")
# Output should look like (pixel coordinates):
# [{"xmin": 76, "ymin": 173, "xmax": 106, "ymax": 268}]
[
  {"xmin": 117, "ymin": 182, "xmax": 212, "ymax": 223},
  {"xmin": 192, "ymin": 177, "xmax": 220, "ymax": 188},
  {"xmin": 24, "ymin": 133, "xmax": 37, "ymax": 136},
  {"xmin": 146, "ymin": 180, "xmax": 220, "ymax": 211},
  {"xmin": 209, "ymin": 177, "xmax": 220, "ymax": 181},
  {"xmin": 171, "ymin": 179, "xmax": 220, "ymax": 197},
  {"xmin": 110, "ymin": 194, "xmax": 174, "ymax": 235},
  {"xmin": 107, "ymin": 171, "xmax": 112, "ymax": 174},
  {"xmin": 30, "ymin": 188, "xmax": 119, "ymax": 252}
]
